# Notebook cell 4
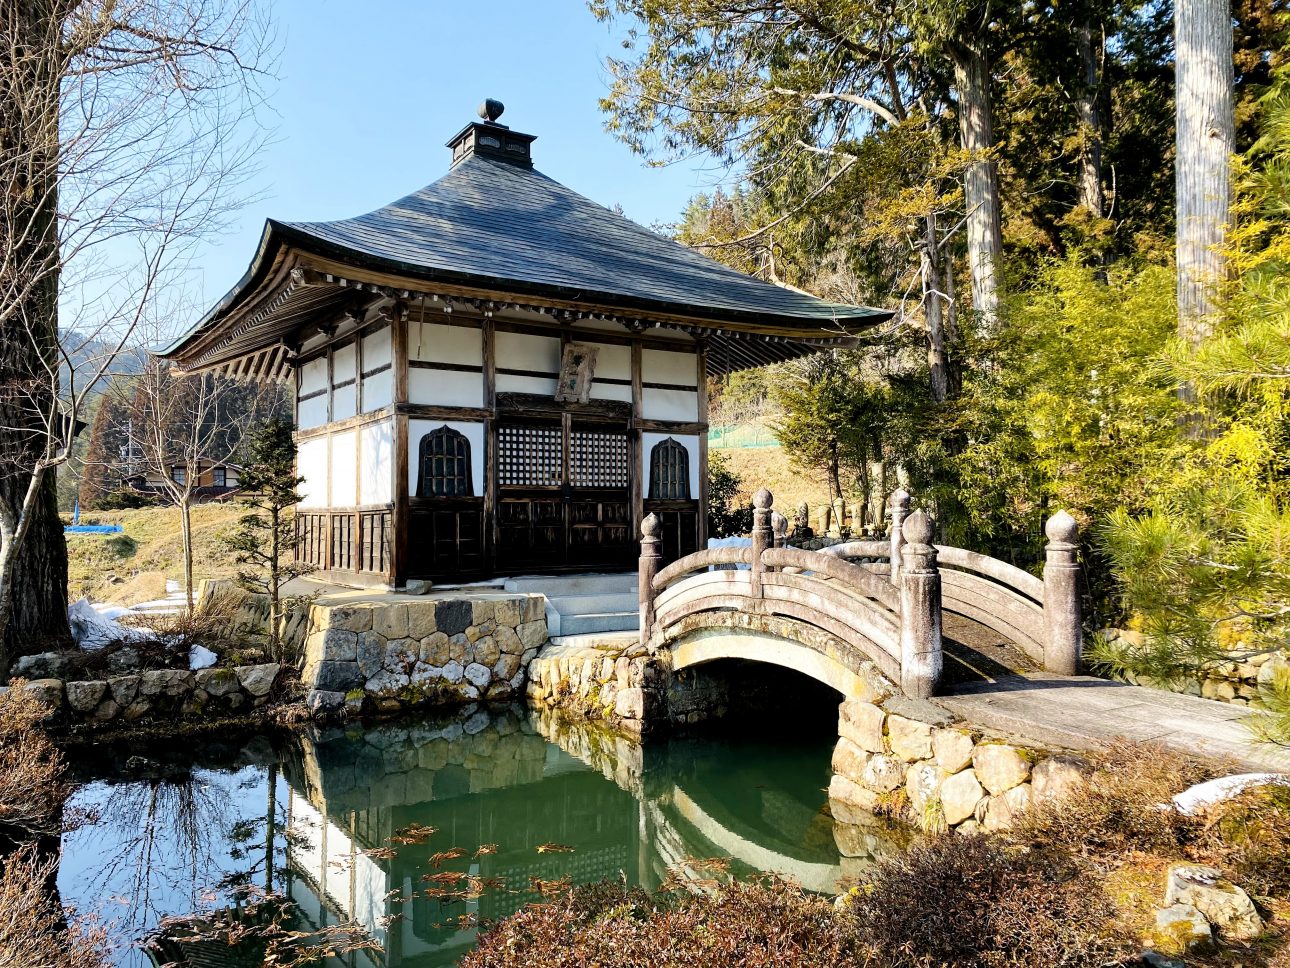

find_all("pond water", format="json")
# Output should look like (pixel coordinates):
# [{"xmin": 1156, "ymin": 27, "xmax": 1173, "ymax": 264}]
[{"xmin": 57, "ymin": 703, "xmax": 895, "ymax": 967}]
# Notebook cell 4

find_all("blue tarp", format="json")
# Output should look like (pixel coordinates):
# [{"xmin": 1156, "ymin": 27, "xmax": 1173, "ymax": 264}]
[{"xmin": 65, "ymin": 524, "xmax": 124, "ymax": 534}]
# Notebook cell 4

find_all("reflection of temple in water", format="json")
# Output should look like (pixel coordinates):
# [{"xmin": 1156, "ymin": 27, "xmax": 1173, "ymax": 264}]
[
  {"xmin": 280, "ymin": 706, "xmax": 641, "ymax": 967},
  {"xmin": 276, "ymin": 705, "xmax": 902, "ymax": 967}
]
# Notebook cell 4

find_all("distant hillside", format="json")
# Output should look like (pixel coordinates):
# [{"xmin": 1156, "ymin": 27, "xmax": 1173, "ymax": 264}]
[{"xmin": 60, "ymin": 330, "xmax": 147, "ymax": 397}]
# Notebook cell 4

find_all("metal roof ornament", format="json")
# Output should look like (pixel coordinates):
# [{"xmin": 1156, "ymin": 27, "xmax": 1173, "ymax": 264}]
[{"xmin": 478, "ymin": 98, "xmax": 505, "ymax": 124}]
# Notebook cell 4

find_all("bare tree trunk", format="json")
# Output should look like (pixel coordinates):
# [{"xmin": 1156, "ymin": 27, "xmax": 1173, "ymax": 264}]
[
  {"xmin": 1076, "ymin": 23, "xmax": 1105, "ymax": 217},
  {"xmin": 269, "ymin": 506, "xmax": 281, "ymax": 658},
  {"xmin": 0, "ymin": 1, "xmax": 71, "ymax": 665},
  {"xmin": 180, "ymin": 496, "xmax": 195, "ymax": 615},
  {"xmin": 922, "ymin": 213, "xmax": 951, "ymax": 403},
  {"xmin": 1175, "ymin": 0, "xmax": 1235, "ymax": 354},
  {"xmin": 951, "ymin": 36, "xmax": 1004, "ymax": 332}
]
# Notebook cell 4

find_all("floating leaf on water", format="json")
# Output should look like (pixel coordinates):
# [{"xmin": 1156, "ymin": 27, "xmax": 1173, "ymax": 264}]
[
  {"xmin": 427, "ymin": 847, "xmax": 466, "ymax": 868},
  {"xmin": 535, "ymin": 842, "xmax": 575, "ymax": 853},
  {"xmin": 474, "ymin": 843, "xmax": 499, "ymax": 856},
  {"xmin": 365, "ymin": 846, "xmax": 398, "ymax": 860}
]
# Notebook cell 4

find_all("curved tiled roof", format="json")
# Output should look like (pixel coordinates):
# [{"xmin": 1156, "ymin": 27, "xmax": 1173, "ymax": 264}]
[{"xmin": 276, "ymin": 152, "xmax": 885, "ymax": 329}]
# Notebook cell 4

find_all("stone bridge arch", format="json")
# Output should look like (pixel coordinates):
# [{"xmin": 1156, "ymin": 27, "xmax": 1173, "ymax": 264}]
[{"xmin": 657, "ymin": 612, "xmax": 890, "ymax": 701}]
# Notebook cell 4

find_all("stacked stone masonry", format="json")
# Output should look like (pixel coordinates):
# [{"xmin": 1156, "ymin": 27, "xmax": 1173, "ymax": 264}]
[
  {"xmin": 1103, "ymin": 630, "xmax": 1289, "ymax": 708},
  {"xmin": 9, "ymin": 663, "xmax": 282, "ymax": 726},
  {"xmin": 828, "ymin": 666, "xmax": 1086, "ymax": 838},
  {"xmin": 303, "ymin": 595, "xmax": 548, "ymax": 716}
]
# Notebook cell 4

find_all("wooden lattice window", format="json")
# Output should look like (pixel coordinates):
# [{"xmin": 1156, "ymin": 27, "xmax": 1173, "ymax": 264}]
[
  {"xmin": 571, "ymin": 430, "xmax": 629, "ymax": 488},
  {"xmin": 498, "ymin": 425, "xmax": 562, "ymax": 486},
  {"xmin": 649, "ymin": 438, "xmax": 691, "ymax": 500},
  {"xmin": 417, "ymin": 427, "xmax": 473, "ymax": 497}
]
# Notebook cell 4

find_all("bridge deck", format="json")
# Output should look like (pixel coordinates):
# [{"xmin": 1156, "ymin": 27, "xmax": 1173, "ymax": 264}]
[
  {"xmin": 940, "ymin": 675, "xmax": 1290, "ymax": 772},
  {"xmin": 936, "ymin": 614, "xmax": 1289, "ymax": 772}
]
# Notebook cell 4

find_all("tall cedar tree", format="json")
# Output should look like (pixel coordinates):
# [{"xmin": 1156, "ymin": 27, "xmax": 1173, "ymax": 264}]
[{"xmin": 223, "ymin": 419, "xmax": 310, "ymax": 662}]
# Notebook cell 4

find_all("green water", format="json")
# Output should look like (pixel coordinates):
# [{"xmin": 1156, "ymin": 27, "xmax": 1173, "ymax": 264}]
[{"xmin": 58, "ymin": 704, "xmax": 890, "ymax": 967}]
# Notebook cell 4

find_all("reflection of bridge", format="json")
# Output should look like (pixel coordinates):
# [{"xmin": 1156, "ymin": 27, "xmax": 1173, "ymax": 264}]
[{"xmin": 639, "ymin": 489, "xmax": 1082, "ymax": 700}]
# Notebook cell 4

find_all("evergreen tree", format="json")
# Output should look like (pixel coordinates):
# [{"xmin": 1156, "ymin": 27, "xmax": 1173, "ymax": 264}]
[{"xmin": 223, "ymin": 419, "xmax": 311, "ymax": 662}]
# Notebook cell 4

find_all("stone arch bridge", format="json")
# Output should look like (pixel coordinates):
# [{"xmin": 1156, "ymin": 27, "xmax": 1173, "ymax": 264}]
[{"xmin": 639, "ymin": 488, "xmax": 1083, "ymax": 702}]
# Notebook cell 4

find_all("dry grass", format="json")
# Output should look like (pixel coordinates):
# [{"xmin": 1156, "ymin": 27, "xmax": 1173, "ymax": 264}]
[
  {"xmin": 846, "ymin": 834, "xmax": 1126, "ymax": 968},
  {"xmin": 1010, "ymin": 741, "xmax": 1223, "ymax": 858},
  {"xmin": 464, "ymin": 877, "xmax": 862, "ymax": 968},
  {"xmin": 0, "ymin": 847, "xmax": 110, "ymax": 968},
  {"xmin": 65, "ymin": 503, "xmax": 245, "ymax": 601},
  {"xmin": 715, "ymin": 445, "xmax": 835, "ymax": 512},
  {"xmin": 0, "ymin": 686, "xmax": 70, "ymax": 839}
]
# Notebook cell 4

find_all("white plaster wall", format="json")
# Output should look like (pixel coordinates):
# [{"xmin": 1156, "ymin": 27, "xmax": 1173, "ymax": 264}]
[
  {"xmin": 497, "ymin": 331, "xmax": 560, "ymax": 372},
  {"xmin": 330, "ymin": 430, "xmax": 357, "ymax": 508},
  {"xmin": 362, "ymin": 369, "xmax": 393, "ymax": 410},
  {"xmin": 332, "ymin": 384, "xmax": 357, "ymax": 422},
  {"xmin": 408, "ymin": 419, "xmax": 485, "ymax": 496},
  {"xmin": 359, "ymin": 418, "xmax": 394, "ymax": 505},
  {"xmin": 297, "ymin": 395, "xmax": 328, "ymax": 430},
  {"xmin": 590, "ymin": 382, "xmax": 633, "ymax": 403},
  {"xmin": 642, "ymin": 432, "xmax": 700, "ymax": 498},
  {"xmin": 593, "ymin": 342, "xmax": 630, "ymax": 380},
  {"xmin": 297, "ymin": 437, "xmax": 329, "ymax": 508},
  {"xmin": 299, "ymin": 356, "xmax": 328, "ymax": 395},
  {"xmin": 332, "ymin": 342, "xmax": 357, "ymax": 383},
  {"xmin": 408, "ymin": 367, "xmax": 483, "ymax": 407},
  {"xmin": 410, "ymin": 321, "xmax": 482, "ymax": 365},
  {"xmin": 362, "ymin": 326, "xmax": 392, "ymax": 368},
  {"xmin": 642, "ymin": 387, "xmax": 699, "ymax": 421},
  {"xmin": 642, "ymin": 348, "xmax": 698, "ymax": 386}
]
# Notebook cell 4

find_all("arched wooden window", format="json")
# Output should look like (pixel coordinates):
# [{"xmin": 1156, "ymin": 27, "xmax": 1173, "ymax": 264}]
[
  {"xmin": 417, "ymin": 427, "xmax": 473, "ymax": 498},
  {"xmin": 648, "ymin": 438, "xmax": 691, "ymax": 500}
]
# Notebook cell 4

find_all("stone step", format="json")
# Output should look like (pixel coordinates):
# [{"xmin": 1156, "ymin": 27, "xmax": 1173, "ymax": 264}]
[
  {"xmin": 549, "ymin": 631, "xmax": 640, "ymax": 650},
  {"xmin": 503, "ymin": 572, "xmax": 636, "ymax": 596},
  {"xmin": 558, "ymin": 609, "xmax": 640, "ymax": 636},
  {"xmin": 547, "ymin": 593, "xmax": 639, "ymax": 617}
]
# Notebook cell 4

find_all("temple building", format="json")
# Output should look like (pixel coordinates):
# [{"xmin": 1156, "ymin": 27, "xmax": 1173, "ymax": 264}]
[{"xmin": 161, "ymin": 100, "xmax": 890, "ymax": 587}]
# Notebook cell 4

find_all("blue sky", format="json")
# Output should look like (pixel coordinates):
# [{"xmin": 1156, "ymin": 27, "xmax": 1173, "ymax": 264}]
[{"xmin": 184, "ymin": 0, "xmax": 721, "ymax": 323}]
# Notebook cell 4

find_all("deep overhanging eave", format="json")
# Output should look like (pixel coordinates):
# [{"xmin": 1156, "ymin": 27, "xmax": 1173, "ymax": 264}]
[{"xmin": 162, "ymin": 220, "xmax": 893, "ymax": 368}]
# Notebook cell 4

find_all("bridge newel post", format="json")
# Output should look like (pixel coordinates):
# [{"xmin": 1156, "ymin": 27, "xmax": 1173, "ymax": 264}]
[
  {"xmin": 771, "ymin": 511, "xmax": 788, "ymax": 550},
  {"xmin": 750, "ymin": 488, "xmax": 774, "ymax": 598},
  {"xmin": 1043, "ymin": 510, "xmax": 1083, "ymax": 676},
  {"xmin": 639, "ymin": 513, "xmax": 662, "ymax": 648},
  {"xmin": 898, "ymin": 509, "xmax": 942, "ymax": 699},
  {"xmin": 889, "ymin": 489, "xmax": 911, "ymax": 587}
]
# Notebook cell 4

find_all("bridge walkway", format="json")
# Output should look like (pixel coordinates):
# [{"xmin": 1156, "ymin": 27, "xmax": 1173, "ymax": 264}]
[{"xmin": 939, "ymin": 613, "xmax": 1289, "ymax": 771}]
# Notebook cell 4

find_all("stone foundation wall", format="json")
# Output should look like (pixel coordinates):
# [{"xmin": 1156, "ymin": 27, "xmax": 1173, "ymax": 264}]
[
  {"xmin": 10, "ymin": 663, "xmax": 282, "ymax": 727},
  {"xmin": 829, "ymin": 671, "xmax": 1084, "ymax": 836},
  {"xmin": 524, "ymin": 640, "xmax": 665, "ymax": 735},
  {"xmin": 302, "ymin": 595, "xmax": 548, "ymax": 717},
  {"xmin": 1102, "ymin": 630, "xmax": 1289, "ymax": 708}
]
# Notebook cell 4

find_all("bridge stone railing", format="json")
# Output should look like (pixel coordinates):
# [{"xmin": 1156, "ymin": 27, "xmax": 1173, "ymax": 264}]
[
  {"xmin": 639, "ymin": 488, "xmax": 1083, "ymax": 699},
  {"xmin": 640, "ymin": 488, "xmax": 945, "ymax": 699}
]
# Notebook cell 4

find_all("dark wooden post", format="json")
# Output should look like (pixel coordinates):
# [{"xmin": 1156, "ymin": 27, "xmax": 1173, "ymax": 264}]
[
  {"xmin": 750, "ymin": 487, "xmax": 773, "ymax": 598},
  {"xmin": 1043, "ymin": 510, "xmax": 1083, "ymax": 675},
  {"xmin": 639, "ymin": 512, "xmax": 662, "ymax": 648},
  {"xmin": 889, "ymin": 488, "xmax": 910, "ymax": 586},
  {"xmin": 899, "ymin": 509, "xmax": 943, "ymax": 699}
]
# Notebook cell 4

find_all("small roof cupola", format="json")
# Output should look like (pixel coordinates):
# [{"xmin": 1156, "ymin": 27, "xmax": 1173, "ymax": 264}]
[{"xmin": 447, "ymin": 98, "xmax": 537, "ymax": 168}]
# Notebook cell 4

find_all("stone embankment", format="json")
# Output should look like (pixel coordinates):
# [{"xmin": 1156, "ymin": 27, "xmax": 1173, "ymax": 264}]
[
  {"xmin": 827, "ymin": 662, "xmax": 1085, "ymax": 836},
  {"xmin": 1101, "ymin": 629, "xmax": 1289, "ymax": 708},
  {"xmin": 301, "ymin": 594, "xmax": 548, "ymax": 716},
  {"xmin": 6, "ymin": 662, "xmax": 281, "ymax": 726}
]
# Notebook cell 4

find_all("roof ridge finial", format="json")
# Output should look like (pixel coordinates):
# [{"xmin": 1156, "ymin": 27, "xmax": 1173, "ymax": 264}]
[{"xmin": 478, "ymin": 98, "xmax": 505, "ymax": 125}]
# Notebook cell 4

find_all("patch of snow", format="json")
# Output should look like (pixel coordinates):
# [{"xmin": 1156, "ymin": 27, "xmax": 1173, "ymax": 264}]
[
  {"xmin": 1172, "ymin": 773, "xmax": 1290, "ymax": 815},
  {"xmin": 189, "ymin": 645, "xmax": 218, "ymax": 670},
  {"xmin": 68, "ymin": 597, "xmax": 152, "ymax": 650}
]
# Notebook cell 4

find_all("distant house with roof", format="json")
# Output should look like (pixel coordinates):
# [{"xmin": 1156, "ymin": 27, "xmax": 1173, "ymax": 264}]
[{"xmin": 159, "ymin": 100, "xmax": 890, "ymax": 587}]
